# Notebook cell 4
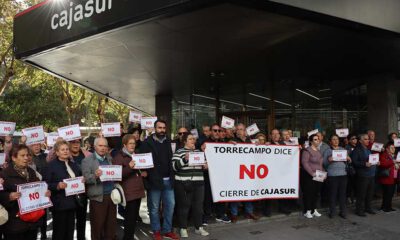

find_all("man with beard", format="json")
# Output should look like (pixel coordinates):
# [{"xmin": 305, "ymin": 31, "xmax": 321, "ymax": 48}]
[{"xmin": 139, "ymin": 120, "xmax": 179, "ymax": 240}]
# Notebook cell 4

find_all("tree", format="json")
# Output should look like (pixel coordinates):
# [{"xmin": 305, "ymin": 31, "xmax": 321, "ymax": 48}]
[{"xmin": 56, "ymin": 79, "xmax": 87, "ymax": 125}]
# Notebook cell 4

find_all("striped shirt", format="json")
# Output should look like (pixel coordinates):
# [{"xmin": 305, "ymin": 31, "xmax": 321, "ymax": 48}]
[{"xmin": 172, "ymin": 148, "xmax": 204, "ymax": 182}]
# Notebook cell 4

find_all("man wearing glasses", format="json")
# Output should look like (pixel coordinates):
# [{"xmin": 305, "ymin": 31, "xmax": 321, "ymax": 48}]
[
  {"xmin": 351, "ymin": 134, "xmax": 378, "ymax": 216},
  {"xmin": 172, "ymin": 127, "xmax": 189, "ymax": 150},
  {"xmin": 201, "ymin": 124, "xmax": 231, "ymax": 224}
]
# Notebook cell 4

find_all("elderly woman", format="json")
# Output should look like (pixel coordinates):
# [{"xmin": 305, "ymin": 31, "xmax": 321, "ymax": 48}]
[
  {"xmin": 378, "ymin": 141, "xmax": 399, "ymax": 212},
  {"xmin": 44, "ymin": 140, "xmax": 82, "ymax": 240},
  {"xmin": 112, "ymin": 134, "xmax": 146, "ymax": 240},
  {"xmin": 255, "ymin": 133, "xmax": 267, "ymax": 144},
  {"xmin": 323, "ymin": 134, "xmax": 351, "ymax": 218},
  {"xmin": 173, "ymin": 133, "xmax": 209, "ymax": 238},
  {"xmin": 0, "ymin": 144, "xmax": 51, "ymax": 240},
  {"xmin": 301, "ymin": 134, "xmax": 325, "ymax": 218}
]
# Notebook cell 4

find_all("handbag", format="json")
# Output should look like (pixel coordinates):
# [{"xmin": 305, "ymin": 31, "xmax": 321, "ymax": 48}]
[{"xmin": 18, "ymin": 209, "xmax": 45, "ymax": 223}]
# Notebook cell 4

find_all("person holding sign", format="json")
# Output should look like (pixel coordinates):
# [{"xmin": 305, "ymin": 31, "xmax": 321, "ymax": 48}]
[
  {"xmin": 44, "ymin": 140, "xmax": 82, "ymax": 240},
  {"xmin": 112, "ymin": 134, "xmax": 146, "ymax": 240},
  {"xmin": 378, "ymin": 142, "xmax": 399, "ymax": 212},
  {"xmin": 351, "ymin": 133, "xmax": 377, "ymax": 216},
  {"xmin": 0, "ymin": 144, "xmax": 51, "ymax": 240},
  {"xmin": 81, "ymin": 137, "xmax": 116, "ymax": 240},
  {"xmin": 322, "ymin": 134, "xmax": 351, "ymax": 219},
  {"xmin": 301, "ymin": 134, "xmax": 325, "ymax": 219},
  {"xmin": 172, "ymin": 133, "xmax": 209, "ymax": 238},
  {"xmin": 139, "ymin": 120, "xmax": 179, "ymax": 240}
]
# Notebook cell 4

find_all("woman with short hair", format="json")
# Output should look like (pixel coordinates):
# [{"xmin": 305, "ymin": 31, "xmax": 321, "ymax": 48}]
[{"xmin": 44, "ymin": 140, "xmax": 82, "ymax": 240}]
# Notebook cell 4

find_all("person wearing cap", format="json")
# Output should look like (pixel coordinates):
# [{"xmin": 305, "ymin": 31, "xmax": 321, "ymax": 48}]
[
  {"xmin": 0, "ymin": 144, "xmax": 51, "ymax": 240},
  {"xmin": 69, "ymin": 139, "xmax": 91, "ymax": 240},
  {"xmin": 44, "ymin": 140, "xmax": 82, "ymax": 240},
  {"xmin": 81, "ymin": 137, "xmax": 116, "ymax": 240},
  {"xmin": 112, "ymin": 134, "xmax": 146, "ymax": 240}
]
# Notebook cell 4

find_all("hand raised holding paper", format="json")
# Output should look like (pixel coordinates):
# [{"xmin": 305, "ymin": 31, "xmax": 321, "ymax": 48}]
[
  {"xmin": 95, "ymin": 169, "xmax": 103, "ymax": 178},
  {"xmin": 57, "ymin": 182, "xmax": 67, "ymax": 190}
]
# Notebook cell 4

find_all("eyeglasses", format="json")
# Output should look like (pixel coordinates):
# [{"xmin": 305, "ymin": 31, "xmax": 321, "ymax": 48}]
[
  {"xmin": 177, "ymin": 132, "xmax": 187, "ymax": 135},
  {"xmin": 212, "ymin": 129, "xmax": 221, "ymax": 132}
]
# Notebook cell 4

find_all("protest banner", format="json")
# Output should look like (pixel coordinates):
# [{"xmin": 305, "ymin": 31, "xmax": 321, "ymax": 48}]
[
  {"xmin": 205, "ymin": 143, "xmax": 299, "ymax": 202},
  {"xmin": 17, "ymin": 182, "xmax": 52, "ymax": 214}
]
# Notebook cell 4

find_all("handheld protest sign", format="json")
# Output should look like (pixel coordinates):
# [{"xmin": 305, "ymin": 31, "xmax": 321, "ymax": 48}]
[
  {"xmin": 221, "ymin": 116, "xmax": 234, "ymax": 129},
  {"xmin": 371, "ymin": 142, "xmax": 384, "ymax": 152},
  {"xmin": 368, "ymin": 153, "xmax": 379, "ymax": 165},
  {"xmin": 141, "ymin": 117, "xmax": 157, "ymax": 129},
  {"xmin": 171, "ymin": 143, "xmax": 177, "ymax": 153},
  {"xmin": 307, "ymin": 129, "xmax": 318, "ymax": 137},
  {"xmin": 246, "ymin": 123, "xmax": 260, "ymax": 136},
  {"xmin": 332, "ymin": 150, "xmax": 347, "ymax": 161},
  {"xmin": 129, "ymin": 111, "xmax": 142, "ymax": 123},
  {"xmin": 289, "ymin": 137, "xmax": 299, "ymax": 145},
  {"xmin": 99, "ymin": 165, "xmax": 122, "ymax": 182},
  {"xmin": 313, "ymin": 170, "xmax": 327, "ymax": 182},
  {"xmin": 190, "ymin": 129, "xmax": 199, "ymax": 138},
  {"xmin": 188, "ymin": 152, "xmax": 206, "ymax": 166},
  {"xmin": 0, "ymin": 153, "xmax": 5, "ymax": 166},
  {"xmin": 22, "ymin": 126, "xmax": 45, "ymax": 146},
  {"xmin": 58, "ymin": 124, "xmax": 81, "ymax": 141},
  {"xmin": 17, "ymin": 181, "xmax": 52, "ymax": 214},
  {"xmin": 46, "ymin": 132, "xmax": 59, "ymax": 147},
  {"xmin": 63, "ymin": 177, "xmax": 85, "ymax": 196},
  {"xmin": 132, "ymin": 153, "xmax": 154, "ymax": 169},
  {"xmin": 0, "ymin": 121, "xmax": 16, "ymax": 136},
  {"xmin": 394, "ymin": 138, "xmax": 400, "ymax": 147},
  {"xmin": 335, "ymin": 128, "xmax": 349, "ymax": 138},
  {"xmin": 101, "ymin": 122, "xmax": 121, "ymax": 137}
]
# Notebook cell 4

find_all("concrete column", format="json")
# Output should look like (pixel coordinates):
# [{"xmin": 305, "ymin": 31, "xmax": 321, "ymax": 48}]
[
  {"xmin": 155, "ymin": 94, "xmax": 172, "ymax": 132},
  {"xmin": 367, "ymin": 74, "xmax": 399, "ymax": 142}
]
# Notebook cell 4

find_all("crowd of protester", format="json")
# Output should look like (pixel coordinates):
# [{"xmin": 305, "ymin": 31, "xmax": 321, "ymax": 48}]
[{"xmin": 0, "ymin": 119, "xmax": 399, "ymax": 240}]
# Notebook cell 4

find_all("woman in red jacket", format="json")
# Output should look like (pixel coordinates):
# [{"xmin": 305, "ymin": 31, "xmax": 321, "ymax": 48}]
[{"xmin": 378, "ymin": 141, "xmax": 399, "ymax": 212}]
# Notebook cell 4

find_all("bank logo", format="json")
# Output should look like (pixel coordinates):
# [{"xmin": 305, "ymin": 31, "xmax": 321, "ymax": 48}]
[{"xmin": 51, "ymin": 0, "xmax": 112, "ymax": 30}]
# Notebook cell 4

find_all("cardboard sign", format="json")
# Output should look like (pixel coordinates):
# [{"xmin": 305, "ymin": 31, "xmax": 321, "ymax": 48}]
[
  {"xmin": 101, "ymin": 122, "xmax": 121, "ymax": 137},
  {"xmin": 0, "ymin": 121, "xmax": 16, "ymax": 136},
  {"xmin": 17, "ymin": 181, "xmax": 52, "ymax": 214},
  {"xmin": 335, "ymin": 128, "xmax": 349, "ymax": 138},
  {"xmin": 0, "ymin": 153, "xmax": 5, "ymax": 166},
  {"xmin": 132, "ymin": 153, "xmax": 154, "ymax": 169},
  {"xmin": 313, "ymin": 170, "xmax": 327, "ymax": 182},
  {"xmin": 188, "ymin": 152, "xmax": 206, "ymax": 166},
  {"xmin": 371, "ymin": 142, "xmax": 384, "ymax": 152},
  {"xmin": 22, "ymin": 126, "xmax": 45, "ymax": 146},
  {"xmin": 394, "ymin": 138, "xmax": 400, "ymax": 147},
  {"xmin": 99, "ymin": 165, "xmax": 122, "ymax": 182},
  {"xmin": 141, "ymin": 117, "xmax": 157, "ymax": 129},
  {"xmin": 307, "ymin": 129, "xmax": 319, "ymax": 137},
  {"xmin": 171, "ymin": 143, "xmax": 177, "ymax": 153},
  {"xmin": 285, "ymin": 137, "xmax": 299, "ymax": 146},
  {"xmin": 63, "ymin": 177, "xmax": 85, "ymax": 196},
  {"xmin": 58, "ymin": 124, "xmax": 81, "ymax": 141},
  {"xmin": 129, "ymin": 111, "xmax": 142, "ymax": 123},
  {"xmin": 46, "ymin": 132, "xmax": 59, "ymax": 147},
  {"xmin": 368, "ymin": 153, "xmax": 380, "ymax": 165},
  {"xmin": 246, "ymin": 123, "xmax": 260, "ymax": 136},
  {"xmin": 190, "ymin": 129, "xmax": 199, "ymax": 138},
  {"xmin": 221, "ymin": 116, "xmax": 234, "ymax": 129},
  {"xmin": 332, "ymin": 150, "xmax": 347, "ymax": 161}
]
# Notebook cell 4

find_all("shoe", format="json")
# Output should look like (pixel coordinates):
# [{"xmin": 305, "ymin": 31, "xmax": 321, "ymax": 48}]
[
  {"xmin": 231, "ymin": 215, "xmax": 238, "ymax": 223},
  {"xmin": 312, "ymin": 209, "xmax": 322, "ymax": 217},
  {"xmin": 180, "ymin": 229, "xmax": 188, "ymax": 238},
  {"xmin": 163, "ymin": 232, "xmax": 180, "ymax": 240},
  {"xmin": 356, "ymin": 212, "xmax": 367, "ymax": 217},
  {"xmin": 365, "ymin": 209, "xmax": 376, "ymax": 215},
  {"xmin": 153, "ymin": 231, "xmax": 162, "ymax": 240},
  {"xmin": 202, "ymin": 216, "xmax": 209, "ymax": 226},
  {"xmin": 245, "ymin": 213, "xmax": 260, "ymax": 220},
  {"xmin": 339, "ymin": 213, "xmax": 347, "ymax": 219},
  {"xmin": 216, "ymin": 215, "xmax": 231, "ymax": 223},
  {"xmin": 195, "ymin": 227, "xmax": 210, "ymax": 236},
  {"xmin": 304, "ymin": 211, "xmax": 313, "ymax": 219}
]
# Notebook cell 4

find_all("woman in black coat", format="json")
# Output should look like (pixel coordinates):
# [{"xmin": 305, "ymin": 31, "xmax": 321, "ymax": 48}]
[{"xmin": 44, "ymin": 140, "xmax": 82, "ymax": 240}]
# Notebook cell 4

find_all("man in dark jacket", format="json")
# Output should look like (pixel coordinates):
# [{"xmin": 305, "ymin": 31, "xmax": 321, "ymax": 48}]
[
  {"xmin": 139, "ymin": 120, "xmax": 179, "ymax": 240},
  {"xmin": 351, "ymin": 133, "xmax": 378, "ymax": 216}
]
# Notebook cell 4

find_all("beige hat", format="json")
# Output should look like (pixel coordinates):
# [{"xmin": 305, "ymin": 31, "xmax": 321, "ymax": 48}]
[
  {"xmin": 111, "ymin": 184, "xmax": 126, "ymax": 207},
  {"xmin": 0, "ymin": 204, "xmax": 8, "ymax": 225}
]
